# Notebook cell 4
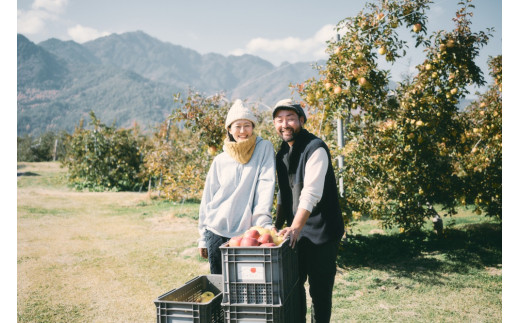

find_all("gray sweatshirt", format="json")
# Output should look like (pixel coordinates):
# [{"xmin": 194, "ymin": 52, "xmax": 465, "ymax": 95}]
[{"xmin": 198, "ymin": 136, "xmax": 276, "ymax": 248}]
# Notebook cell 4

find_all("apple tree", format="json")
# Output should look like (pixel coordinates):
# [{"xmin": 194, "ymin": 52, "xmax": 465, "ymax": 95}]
[
  {"xmin": 62, "ymin": 111, "xmax": 146, "ymax": 191},
  {"xmin": 297, "ymin": 0, "xmax": 493, "ymax": 230},
  {"xmin": 456, "ymin": 55, "xmax": 502, "ymax": 219},
  {"xmin": 143, "ymin": 91, "xmax": 230, "ymax": 201},
  {"xmin": 143, "ymin": 118, "xmax": 208, "ymax": 201}
]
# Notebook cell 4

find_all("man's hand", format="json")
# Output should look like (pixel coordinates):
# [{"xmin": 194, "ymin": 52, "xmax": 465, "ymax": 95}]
[
  {"xmin": 280, "ymin": 207, "xmax": 311, "ymax": 248},
  {"xmin": 199, "ymin": 248, "xmax": 208, "ymax": 259},
  {"xmin": 280, "ymin": 226, "xmax": 302, "ymax": 248}
]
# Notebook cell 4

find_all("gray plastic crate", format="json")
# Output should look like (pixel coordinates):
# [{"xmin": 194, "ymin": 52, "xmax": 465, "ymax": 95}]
[
  {"xmin": 222, "ymin": 284, "xmax": 301, "ymax": 323},
  {"xmin": 154, "ymin": 275, "xmax": 224, "ymax": 323},
  {"xmin": 219, "ymin": 239, "xmax": 298, "ymax": 305}
]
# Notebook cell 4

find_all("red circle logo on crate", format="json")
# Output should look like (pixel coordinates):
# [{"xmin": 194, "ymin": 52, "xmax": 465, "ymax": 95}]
[{"xmin": 237, "ymin": 263, "xmax": 265, "ymax": 282}]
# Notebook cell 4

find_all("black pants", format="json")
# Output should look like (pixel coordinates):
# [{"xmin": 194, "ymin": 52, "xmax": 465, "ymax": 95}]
[
  {"xmin": 296, "ymin": 237, "xmax": 340, "ymax": 323},
  {"xmin": 204, "ymin": 230, "xmax": 230, "ymax": 274}
]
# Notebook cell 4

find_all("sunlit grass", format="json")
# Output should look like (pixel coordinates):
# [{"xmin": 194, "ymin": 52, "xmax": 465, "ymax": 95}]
[{"xmin": 18, "ymin": 162, "xmax": 501, "ymax": 322}]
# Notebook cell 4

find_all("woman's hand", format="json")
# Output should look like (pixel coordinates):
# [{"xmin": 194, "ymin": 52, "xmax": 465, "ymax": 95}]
[{"xmin": 199, "ymin": 248, "xmax": 208, "ymax": 259}]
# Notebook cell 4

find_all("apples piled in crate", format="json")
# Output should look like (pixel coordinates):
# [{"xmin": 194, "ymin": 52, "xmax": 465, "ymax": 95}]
[{"xmin": 229, "ymin": 226, "xmax": 285, "ymax": 247}]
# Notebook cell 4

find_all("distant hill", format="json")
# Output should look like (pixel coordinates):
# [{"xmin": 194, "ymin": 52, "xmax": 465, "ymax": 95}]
[{"xmin": 17, "ymin": 31, "xmax": 322, "ymax": 136}]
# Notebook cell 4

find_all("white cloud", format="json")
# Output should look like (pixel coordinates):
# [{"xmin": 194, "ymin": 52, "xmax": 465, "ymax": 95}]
[
  {"xmin": 18, "ymin": 0, "xmax": 68, "ymax": 35},
  {"xmin": 32, "ymin": 0, "xmax": 68, "ymax": 14},
  {"xmin": 17, "ymin": 9, "xmax": 50, "ymax": 34},
  {"xmin": 230, "ymin": 24, "xmax": 337, "ymax": 65},
  {"xmin": 67, "ymin": 24, "xmax": 110, "ymax": 43}
]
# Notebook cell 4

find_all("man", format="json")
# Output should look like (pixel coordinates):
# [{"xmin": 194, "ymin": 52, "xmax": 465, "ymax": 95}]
[{"xmin": 272, "ymin": 99, "xmax": 344, "ymax": 323}]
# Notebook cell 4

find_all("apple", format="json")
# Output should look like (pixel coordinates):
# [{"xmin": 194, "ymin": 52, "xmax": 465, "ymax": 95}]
[
  {"xmin": 378, "ymin": 47, "xmax": 387, "ymax": 55},
  {"xmin": 439, "ymin": 43, "xmax": 447, "ymax": 52},
  {"xmin": 431, "ymin": 72, "xmax": 438, "ymax": 79},
  {"xmin": 358, "ymin": 77, "xmax": 370, "ymax": 88},
  {"xmin": 446, "ymin": 39, "xmax": 456, "ymax": 48},
  {"xmin": 450, "ymin": 88, "xmax": 458, "ymax": 95},
  {"xmin": 199, "ymin": 291, "xmax": 215, "ymax": 303},
  {"xmin": 258, "ymin": 233, "xmax": 273, "ymax": 245},
  {"xmin": 258, "ymin": 228, "xmax": 271, "ymax": 236},
  {"xmin": 325, "ymin": 82, "xmax": 333, "ymax": 90},
  {"xmin": 390, "ymin": 19, "xmax": 398, "ymax": 28},
  {"xmin": 207, "ymin": 146, "xmax": 217, "ymax": 155},
  {"xmin": 240, "ymin": 236, "xmax": 260, "ymax": 247},
  {"xmin": 249, "ymin": 225, "xmax": 270, "ymax": 236},
  {"xmin": 333, "ymin": 85, "xmax": 342, "ymax": 94},
  {"xmin": 260, "ymin": 243, "xmax": 276, "ymax": 247},
  {"xmin": 359, "ymin": 19, "xmax": 368, "ymax": 30},
  {"xmin": 425, "ymin": 63, "xmax": 432, "ymax": 71},
  {"xmin": 413, "ymin": 23, "xmax": 422, "ymax": 33},
  {"xmin": 243, "ymin": 229, "xmax": 260, "ymax": 240},
  {"xmin": 228, "ymin": 236, "xmax": 243, "ymax": 247},
  {"xmin": 272, "ymin": 234, "xmax": 284, "ymax": 246}
]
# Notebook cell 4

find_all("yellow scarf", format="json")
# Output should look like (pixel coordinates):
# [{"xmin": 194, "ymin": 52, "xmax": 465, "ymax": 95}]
[{"xmin": 224, "ymin": 134, "xmax": 257, "ymax": 164}]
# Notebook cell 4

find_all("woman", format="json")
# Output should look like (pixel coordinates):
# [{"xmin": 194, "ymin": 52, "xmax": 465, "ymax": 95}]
[{"xmin": 198, "ymin": 99, "xmax": 276, "ymax": 274}]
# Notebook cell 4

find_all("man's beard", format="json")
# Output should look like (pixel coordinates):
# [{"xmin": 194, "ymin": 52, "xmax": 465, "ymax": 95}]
[{"xmin": 279, "ymin": 126, "xmax": 300, "ymax": 143}]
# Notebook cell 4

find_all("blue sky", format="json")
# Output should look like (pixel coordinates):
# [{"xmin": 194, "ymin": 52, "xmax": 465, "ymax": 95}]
[{"xmin": 17, "ymin": 0, "xmax": 502, "ymax": 80}]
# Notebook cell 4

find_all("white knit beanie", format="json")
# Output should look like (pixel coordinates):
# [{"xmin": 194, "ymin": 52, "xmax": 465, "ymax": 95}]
[{"xmin": 225, "ymin": 99, "xmax": 258, "ymax": 129}]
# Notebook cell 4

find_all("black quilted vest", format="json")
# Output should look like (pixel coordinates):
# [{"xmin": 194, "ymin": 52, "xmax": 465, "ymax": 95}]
[{"xmin": 276, "ymin": 129, "xmax": 344, "ymax": 244}]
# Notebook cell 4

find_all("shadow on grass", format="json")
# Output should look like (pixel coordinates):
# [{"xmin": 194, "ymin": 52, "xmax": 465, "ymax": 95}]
[
  {"xmin": 17, "ymin": 171, "xmax": 40, "ymax": 177},
  {"xmin": 337, "ymin": 222, "xmax": 501, "ymax": 281}
]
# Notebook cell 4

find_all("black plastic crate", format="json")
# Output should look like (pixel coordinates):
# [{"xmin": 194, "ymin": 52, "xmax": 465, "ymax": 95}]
[
  {"xmin": 219, "ymin": 239, "xmax": 298, "ymax": 305},
  {"xmin": 154, "ymin": 275, "xmax": 224, "ymax": 323},
  {"xmin": 222, "ymin": 284, "xmax": 300, "ymax": 323}
]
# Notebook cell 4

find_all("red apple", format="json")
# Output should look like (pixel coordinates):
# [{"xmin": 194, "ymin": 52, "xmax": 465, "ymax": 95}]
[
  {"xmin": 243, "ymin": 229, "xmax": 260, "ymax": 240},
  {"xmin": 260, "ymin": 243, "xmax": 276, "ymax": 247},
  {"xmin": 228, "ymin": 236, "xmax": 243, "ymax": 247},
  {"xmin": 240, "ymin": 237, "xmax": 260, "ymax": 247},
  {"xmin": 257, "ymin": 233, "xmax": 273, "ymax": 245}
]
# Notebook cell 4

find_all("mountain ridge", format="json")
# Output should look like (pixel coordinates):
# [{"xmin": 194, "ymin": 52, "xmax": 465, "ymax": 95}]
[{"xmin": 18, "ymin": 31, "xmax": 321, "ymax": 136}]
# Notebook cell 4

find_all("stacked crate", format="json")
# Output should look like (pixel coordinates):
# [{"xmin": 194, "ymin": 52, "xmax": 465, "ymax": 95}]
[
  {"xmin": 154, "ymin": 275, "xmax": 224, "ymax": 323},
  {"xmin": 219, "ymin": 239, "xmax": 300, "ymax": 323}
]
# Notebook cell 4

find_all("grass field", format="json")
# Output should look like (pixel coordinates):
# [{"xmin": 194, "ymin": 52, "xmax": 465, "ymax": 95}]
[{"xmin": 17, "ymin": 162, "xmax": 502, "ymax": 322}]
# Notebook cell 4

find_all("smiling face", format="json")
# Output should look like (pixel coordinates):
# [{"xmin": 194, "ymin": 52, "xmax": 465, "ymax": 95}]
[
  {"xmin": 229, "ymin": 119, "xmax": 254, "ymax": 142},
  {"xmin": 273, "ymin": 109, "xmax": 304, "ymax": 146}
]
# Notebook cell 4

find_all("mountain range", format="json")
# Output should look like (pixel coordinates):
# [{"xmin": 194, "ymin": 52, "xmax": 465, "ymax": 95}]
[{"xmin": 17, "ymin": 31, "xmax": 323, "ymax": 136}]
